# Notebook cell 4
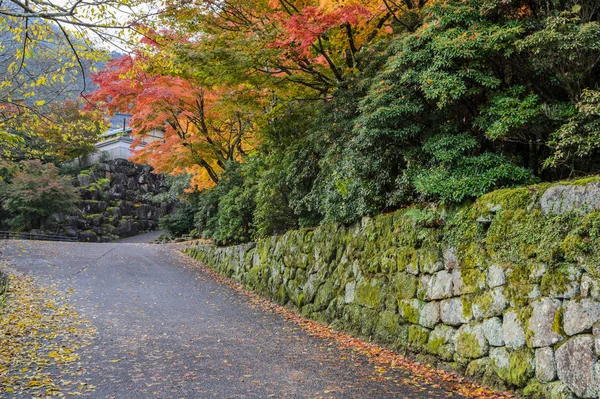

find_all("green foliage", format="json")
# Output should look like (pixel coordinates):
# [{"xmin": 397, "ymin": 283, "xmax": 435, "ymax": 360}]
[
  {"xmin": 167, "ymin": 0, "xmax": 600, "ymax": 243},
  {"xmin": 412, "ymin": 134, "xmax": 538, "ymax": 203},
  {"xmin": 545, "ymin": 89, "xmax": 600, "ymax": 170},
  {"xmin": 0, "ymin": 160, "xmax": 79, "ymax": 230},
  {"xmin": 159, "ymin": 201, "xmax": 196, "ymax": 237}
]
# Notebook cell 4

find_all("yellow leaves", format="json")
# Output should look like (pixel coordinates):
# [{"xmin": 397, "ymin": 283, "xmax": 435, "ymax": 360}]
[
  {"xmin": 0, "ymin": 267, "xmax": 97, "ymax": 396},
  {"xmin": 35, "ymin": 99, "xmax": 46, "ymax": 106},
  {"xmin": 35, "ymin": 76, "xmax": 47, "ymax": 86}
]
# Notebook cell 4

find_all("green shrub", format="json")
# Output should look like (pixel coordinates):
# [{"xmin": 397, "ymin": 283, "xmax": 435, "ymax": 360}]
[{"xmin": 0, "ymin": 160, "xmax": 79, "ymax": 230}]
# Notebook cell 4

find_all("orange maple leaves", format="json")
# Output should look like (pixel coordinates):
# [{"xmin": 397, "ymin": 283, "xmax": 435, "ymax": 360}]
[{"xmin": 87, "ymin": 51, "xmax": 257, "ymax": 190}]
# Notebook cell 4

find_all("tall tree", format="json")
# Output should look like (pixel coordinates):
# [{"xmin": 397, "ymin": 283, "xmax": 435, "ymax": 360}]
[{"xmin": 87, "ymin": 47, "xmax": 259, "ymax": 190}]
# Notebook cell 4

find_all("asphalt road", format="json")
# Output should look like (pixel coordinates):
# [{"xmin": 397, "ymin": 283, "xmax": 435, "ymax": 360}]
[{"xmin": 2, "ymin": 233, "xmax": 462, "ymax": 399}]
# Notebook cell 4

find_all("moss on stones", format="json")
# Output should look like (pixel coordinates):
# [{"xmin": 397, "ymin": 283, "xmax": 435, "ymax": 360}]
[
  {"xmin": 456, "ymin": 330, "xmax": 487, "ymax": 359},
  {"xmin": 375, "ymin": 311, "xmax": 404, "ymax": 344},
  {"xmin": 408, "ymin": 325, "xmax": 430, "ymax": 350},
  {"xmin": 506, "ymin": 349, "xmax": 535, "ymax": 387},
  {"xmin": 393, "ymin": 273, "xmax": 417, "ymax": 300},
  {"xmin": 397, "ymin": 247, "xmax": 417, "ymax": 273},
  {"xmin": 523, "ymin": 381, "xmax": 575, "ymax": 399},
  {"xmin": 540, "ymin": 263, "xmax": 581, "ymax": 299},
  {"xmin": 355, "ymin": 278, "xmax": 382, "ymax": 309},
  {"xmin": 399, "ymin": 299, "xmax": 422, "ymax": 324}
]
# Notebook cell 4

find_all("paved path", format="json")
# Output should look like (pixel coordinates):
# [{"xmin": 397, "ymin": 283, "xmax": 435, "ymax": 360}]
[
  {"xmin": 116, "ymin": 230, "xmax": 165, "ymax": 243},
  {"xmin": 2, "ymin": 239, "xmax": 463, "ymax": 398}
]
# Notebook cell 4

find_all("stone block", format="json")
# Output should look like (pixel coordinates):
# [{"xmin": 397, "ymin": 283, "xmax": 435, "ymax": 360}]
[
  {"xmin": 355, "ymin": 278, "xmax": 382, "ymax": 309},
  {"xmin": 487, "ymin": 264, "xmax": 506, "ymax": 288},
  {"xmin": 541, "ymin": 264, "xmax": 581, "ymax": 299},
  {"xmin": 555, "ymin": 335, "xmax": 597, "ymax": 398},
  {"xmin": 426, "ymin": 325, "xmax": 457, "ymax": 361},
  {"xmin": 593, "ymin": 323, "xmax": 600, "ymax": 355},
  {"xmin": 419, "ymin": 301, "xmax": 440, "ymax": 329},
  {"xmin": 540, "ymin": 181, "xmax": 600, "ymax": 215},
  {"xmin": 535, "ymin": 347, "xmax": 556, "ymax": 383},
  {"xmin": 408, "ymin": 325, "xmax": 430, "ymax": 350},
  {"xmin": 443, "ymin": 246, "xmax": 458, "ymax": 270},
  {"xmin": 581, "ymin": 274, "xmax": 600, "ymax": 299},
  {"xmin": 421, "ymin": 270, "xmax": 453, "ymax": 300},
  {"xmin": 472, "ymin": 287, "xmax": 507, "ymax": 320},
  {"xmin": 393, "ymin": 273, "xmax": 417, "ymax": 300},
  {"xmin": 528, "ymin": 298, "xmax": 564, "ymax": 348},
  {"xmin": 399, "ymin": 298, "xmax": 423, "ymax": 324},
  {"xmin": 563, "ymin": 299, "xmax": 600, "ymax": 336},
  {"xmin": 503, "ymin": 310, "xmax": 526, "ymax": 350},
  {"xmin": 456, "ymin": 323, "xmax": 489, "ymax": 359},
  {"xmin": 523, "ymin": 381, "xmax": 575, "ymax": 399},
  {"xmin": 419, "ymin": 246, "xmax": 443, "ymax": 274},
  {"xmin": 490, "ymin": 346, "xmax": 509, "ymax": 381},
  {"xmin": 344, "ymin": 281, "xmax": 356, "ymax": 304},
  {"xmin": 482, "ymin": 317, "xmax": 504, "ymax": 347},
  {"xmin": 440, "ymin": 297, "xmax": 471, "ymax": 326},
  {"xmin": 452, "ymin": 268, "xmax": 485, "ymax": 296}
]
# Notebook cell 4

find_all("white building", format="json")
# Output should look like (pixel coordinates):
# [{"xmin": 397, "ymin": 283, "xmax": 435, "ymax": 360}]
[{"xmin": 79, "ymin": 113, "xmax": 164, "ymax": 166}]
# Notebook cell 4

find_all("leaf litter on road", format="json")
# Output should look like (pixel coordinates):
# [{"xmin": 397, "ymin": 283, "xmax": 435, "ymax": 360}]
[{"xmin": 0, "ymin": 262, "xmax": 97, "ymax": 397}]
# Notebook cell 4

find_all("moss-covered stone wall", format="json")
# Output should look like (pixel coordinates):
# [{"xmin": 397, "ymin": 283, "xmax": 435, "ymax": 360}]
[
  {"xmin": 184, "ymin": 178, "xmax": 600, "ymax": 399},
  {"xmin": 66, "ymin": 159, "xmax": 169, "ymax": 242}
]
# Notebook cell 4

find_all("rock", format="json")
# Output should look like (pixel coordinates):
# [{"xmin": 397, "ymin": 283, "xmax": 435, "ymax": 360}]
[
  {"xmin": 490, "ymin": 346, "xmax": 510, "ymax": 380},
  {"xmin": 555, "ymin": 335, "xmax": 597, "ymax": 398},
  {"xmin": 426, "ymin": 325, "xmax": 457, "ymax": 361},
  {"xmin": 65, "ymin": 225, "xmax": 78, "ymax": 237},
  {"xmin": 355, "ymin": 278, "xmax": 382, "ymax": 309},
  {"xmin": 456, "ymin": 323, "xmax": 489, "ymax": 359},
  {"xmin": 472, "ymin": 287, "xmax": 507, "ymax": 320},
  {"xmin": 466, "ymin": 358, "xmax": 494, "ymax": 379},
  {"xmin": 77, "ymin": 174, "xmax": 92, "ymax": 187},
  {"xmin": 503, "ymin": 310, "xmax": 526, "ymax": 350},
  {"xmin": 523, "ymin": 381, "xmax": 575, "ymax": 399},
  {"xmin": 487, "ymin": 264, "xmax": 506, "ymax": 288},
  {"xmin": 421, "ymin": 270, "xmax": 453, "ymax": 300},
  {"xmin": 440, "ymin": 298, "xmax": 471, "ymax": 326},
  {"xmin": 454, "ymin": 268, "xmax": 486, "ymax": 296},
  {"xmin": 66, "ymin": 215, "xmax": 78, "ymax": 226},
  {"xmin": 506, "ymin": 349, "xmax": 536, "ymax": 387},
  {"xmin": 419, "ymin": 301, "xmax": 440, "ymax": 329},
  {"xmin": 408, "ymin": 325, "xmax": 430, "ymax": 350},
  {"xmin": 535, "ymin": 347, "xmax": 556, "ymax": 383},
  {"xmin": 593, "ymin": 323, "xmax": 600, "ymax": 355},
  {"xmin": 528, "ymin": 298, "xmax": 564, "ymax": 348},
  {"xmin": 541, "ymin": 264, "xmax": 581, "ymax": 299},
  {"xmin": 78, "ymin": 230, "xmax": 98, "ymax": 242},
  {"xmin": 482, "ymin": 317, "xmax": 504, "ymax": 347},
  {"xmin": 344, "ymin": 281, "xmax": 356, "ymax": 304},
  {"xmin": 399, "ymin": 299, "xmax": 423, "ymax": 324},
  {"xmin": 563, "ymin": 299, "xmax": 600, "ymax": 336},
  {"xmin": 406, "ymin": 256, "xmax": 419, "ymax": 275},
  {"xmin": 393, "ymin": 273, "xmax": 417, "ymax": 300},
  {"xmin": 581, "ymin": 274, "xmax": 600, "ymax": 299},
  {"xmin": 540, "ymin": 181, "xmax": 600, "ymax": 215},
  {"xmin": 419, "ymin": 246, "xmax": 444, "ymax": 274},
  {"xmin": 443, "ymin": 246, "xmax": 458, "ymax": 270}
]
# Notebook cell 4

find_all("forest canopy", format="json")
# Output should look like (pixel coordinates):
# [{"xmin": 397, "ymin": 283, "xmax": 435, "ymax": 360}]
[{"xmin": 6, "ymin": 0, "xmax": 600, "ymax": 243}]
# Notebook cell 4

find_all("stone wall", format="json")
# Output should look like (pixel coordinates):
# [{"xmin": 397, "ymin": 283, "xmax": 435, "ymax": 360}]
[
  {"xmin": 64, "ymin": 159, "xmax": 169, "ymax": 242},
  {"xmin": 185, "ymin": 178, "xmax": 600, "ymax": 399}
]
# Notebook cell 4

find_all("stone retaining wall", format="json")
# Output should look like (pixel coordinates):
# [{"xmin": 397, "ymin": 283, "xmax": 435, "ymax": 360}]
[
  {"xmin": 64, "ymin": 159, "xmax": 169, "ymax": 242},
  {"xmin": 185, "ymin": 178, "xmax": 600, "ymax": 399}
]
